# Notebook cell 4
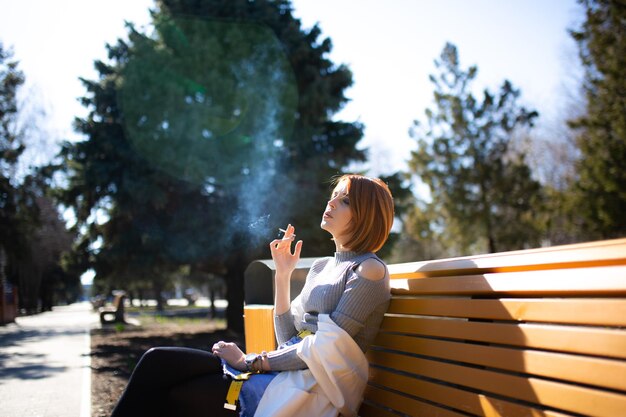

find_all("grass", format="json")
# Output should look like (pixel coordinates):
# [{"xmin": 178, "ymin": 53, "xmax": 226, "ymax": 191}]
[
  {"xmin": 125, "ymin": 304, "xmax": 209, "ymax": 313},
  {"xmin": 140, "ymin": 314, "xmax": 227, "ymax": 327}
]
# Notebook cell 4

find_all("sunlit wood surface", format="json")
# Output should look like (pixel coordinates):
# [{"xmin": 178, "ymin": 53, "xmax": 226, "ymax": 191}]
[{"xmin": 361, "ymin": 238, "xmax": 626, "ymax": 417}]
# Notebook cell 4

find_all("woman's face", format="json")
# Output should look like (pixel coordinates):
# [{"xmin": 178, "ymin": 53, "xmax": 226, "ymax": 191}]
[{"xmin": 321, "ymin": 180, "xmax": 353, "ymax": 243}]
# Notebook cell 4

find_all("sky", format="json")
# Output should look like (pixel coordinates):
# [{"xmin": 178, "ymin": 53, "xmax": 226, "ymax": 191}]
[{"xmin": 0, "ymin": 0, "xmax": 583, "ymax": 176}]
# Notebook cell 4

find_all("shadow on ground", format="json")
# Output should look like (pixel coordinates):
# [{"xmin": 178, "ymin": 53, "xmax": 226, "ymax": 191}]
[{"xmin": 0, "ymin": 327, "xmax": 86, "ymax": 382}]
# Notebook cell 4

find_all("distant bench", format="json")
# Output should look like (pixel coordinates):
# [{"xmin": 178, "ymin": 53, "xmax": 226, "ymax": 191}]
[
  {"xmin": 99, "ymin": 292, "xmax": 127, "ymax": 325},
  {"xmin": 244, "ymin": 238, "xmax": 626, "ymax": 417}
]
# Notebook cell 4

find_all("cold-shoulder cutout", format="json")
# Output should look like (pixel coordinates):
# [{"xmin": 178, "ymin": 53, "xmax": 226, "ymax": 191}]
[{"xmin": 355, "ymin": 257, "xmax": 386, "ymax": 281}]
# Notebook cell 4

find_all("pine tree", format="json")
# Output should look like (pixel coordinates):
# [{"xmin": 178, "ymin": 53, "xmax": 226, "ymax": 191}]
[
  {"xmin": 0, "ymin": 42, "xmax": 37, "ymax": 291},
  {"xmin": 0, "ymin": 42, "xmax": 26, "ymax": 253},
  {"xmin": 407, "ymin": 43, "xmax": 543, "ymax": 254},
  {"xmin": 59, "ymin": 0, "xmax": 366, "ymax": 330},
  {"xmin": 0, "ymin": 43, "xmax": 74, "ymax": 312},
  {"xmin": 568, "ymin": 0, "xmax": 626, "ymax": 239}
]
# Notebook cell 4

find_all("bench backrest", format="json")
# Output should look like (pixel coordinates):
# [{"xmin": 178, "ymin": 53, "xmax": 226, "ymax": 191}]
[
  {"xmin": 360, "ymin": 238, "xmax": 626, "ymax": 417},
  {"xmin": 111, "ymin": 293, "xmax": 126, "ymax": 321}
]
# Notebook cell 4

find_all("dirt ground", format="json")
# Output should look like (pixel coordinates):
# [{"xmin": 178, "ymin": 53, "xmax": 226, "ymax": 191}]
[{"xmin": 90, "ymin": 319, "xmax": 243, "ymax": 417}]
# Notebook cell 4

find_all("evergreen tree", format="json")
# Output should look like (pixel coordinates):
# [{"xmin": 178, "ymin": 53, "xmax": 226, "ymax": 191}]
[
  {"xmin": 408, "ymin": 43, "xmax": 543, "ymax": 254},
  {"xmin": 0, "ymin": 43, "xmax": 76, "ymax": 312},
  {"xmin": 11, "ymin": 177, "xmax": 76, "ymax": 312},
  {"xmin": 370, "ymin": 172, "xmax": 412, "ymax": 259},
  {"xmin": 389, "ymin": 199, "xmax": 447, "ymax": 262},
  {"xmin": 568, "ymin": 0, "xmax": 626, "ymax": 239},
  {"xmin": 0, "ymin": 43, "xmax": 26, "ymax": 259},
  {"xmin": 59, "ymin": 0, "xmax": 365, "ymax": 330},
  {"xmin": 0, "ymin": 42, "xmax": 38, "ymax": 292}
]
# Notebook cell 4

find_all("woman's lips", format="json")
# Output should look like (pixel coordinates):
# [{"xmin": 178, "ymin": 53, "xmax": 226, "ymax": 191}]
[{"xmin": 323, "ymin": 211, "xmax": 332, "ymax": 219}]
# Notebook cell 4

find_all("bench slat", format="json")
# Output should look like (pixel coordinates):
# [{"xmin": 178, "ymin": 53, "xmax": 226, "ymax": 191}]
[
  {"xmin": 243, "ymin": 239, "xmax": 626, "ymax": 416},
  {"xmin": 390, "ymin": 265, "xmax": 626, "ymax": 296},
  {"xmin": 358, "ymin": 400, "xmax": 405, "ymax": 417},
  {"xmin": 371, "ymin": 351, "xmax": 626, "ymax": 417},
  {"xmin": 380, "ymin": 316, "xmax": 626, "ymax": 359},
  {"xmin": 361, "ymin": 385, "xmax": 466, "ymax": 417},
  {"xmin": 387, "ymin": 238, "xmax": 626, "ymax": 278},
  {"xmin": 370, "ymin": 333, "xmax": 626, "ymax": 391},
  {"xmin": 387, "ymin": 297, "xmax": 626, "ymax": 326},
  {"xmin": 368, "ymin": 367, "xmax": 573, "ymax": 417},
  {"xmin": 243, "ymin": 305, "xmax": 276, "ymax": 352}
]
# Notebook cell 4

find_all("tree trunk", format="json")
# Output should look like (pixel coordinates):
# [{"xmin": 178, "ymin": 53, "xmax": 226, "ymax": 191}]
[
  {"xmin": 224, "ymin": 258, "xmax": 246, "ymax": 334},
  {"xmin": 153, "ymin": 280, "xmax": 165, "ymax": 312},
  {"xmin": 208, "ymin": 280, "xmax": 216, "ymax": 318}
]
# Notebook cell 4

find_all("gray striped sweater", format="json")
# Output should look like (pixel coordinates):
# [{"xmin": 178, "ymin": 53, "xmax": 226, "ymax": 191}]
[{"xmin": 267, "ymin": 251, "xmax": 391, "ymax": 370}]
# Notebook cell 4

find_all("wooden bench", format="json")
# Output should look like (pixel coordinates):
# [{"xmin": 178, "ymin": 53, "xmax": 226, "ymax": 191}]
[
  {"xmin": 361, "ymin": 238, "xmax": 626, "ymax": 417},
  {"xmin": 99, "ymin": 292, "xmax": 127, "ymax": 325},
  {"xmin": 244, "ymin": 238, "xmax": 626, "ymax": 417}
]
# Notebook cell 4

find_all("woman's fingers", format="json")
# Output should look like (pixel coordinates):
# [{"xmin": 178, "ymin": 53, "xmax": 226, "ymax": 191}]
[
  {"xmin": 212, "ymin": 342, "xmax": 245, "ymax": 369},
  {"xmin": 212, "ymin": 341, "xmax": 236, "ymax": 353},
  {"xmin": 271, "ymin": 225, "xmax": 296, "ymax": 245},
  {"xmin": 282, "ymin": 224, "xmax": 296, "ymax": 240},
  {"xmin": 270, "ymin": 225, "xmax": 301, "ymax": 273},
  {"xmin": 269, "ymin": 237, "xmax": 300, "ymax": 255},
  {"xmin": 269, "ymin": 239, "xmax": 282, "ymax": 248},
  {"xmin": 211, "ymin": 340, "xmax": 227, "ymax": 354},
  {"xmin": 270, "ymin": 239, "xmax": 291, "ymax": 251},
  {"xmin": 293, "ymin": 240, "xmax": 303, "ymax": 258}
]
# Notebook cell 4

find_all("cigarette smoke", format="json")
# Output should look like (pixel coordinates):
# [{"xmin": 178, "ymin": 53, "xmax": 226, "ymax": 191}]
[{"xmin": 119, "ymin": 17, "xmax": 298, "ymax": 249}]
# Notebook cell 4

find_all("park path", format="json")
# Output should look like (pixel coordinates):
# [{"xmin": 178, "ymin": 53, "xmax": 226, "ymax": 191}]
[{"xmin": 0, "ymin": 302, "xmax": 98, "ymax": 417}]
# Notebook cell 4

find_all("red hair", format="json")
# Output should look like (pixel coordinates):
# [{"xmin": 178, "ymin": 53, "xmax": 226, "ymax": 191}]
[{"xmin": 332, "ymin": 174, "xmax": 394, "ymax": 253}]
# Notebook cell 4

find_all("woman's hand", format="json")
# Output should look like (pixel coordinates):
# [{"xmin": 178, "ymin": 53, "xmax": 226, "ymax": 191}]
[
  {"xmin": 269, "ymin": 224, "xmax": 303, "ymax": 279},
  {"xmin": 211, "ymin": 341, "xmax": 246, "ymax": 371}
]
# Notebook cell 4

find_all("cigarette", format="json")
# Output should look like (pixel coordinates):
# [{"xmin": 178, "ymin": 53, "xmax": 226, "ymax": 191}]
[{"xmin": 279, "ymin": 228, "xmax": 295, "ymax": 238}]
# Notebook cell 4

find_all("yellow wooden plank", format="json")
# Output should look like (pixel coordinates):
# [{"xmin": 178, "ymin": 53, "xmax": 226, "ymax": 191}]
[
  {"xmin": 379, "ymin": 316, "xmax": 626, "ymax": 359},
  {"xmin": 387, "ymin": 297, "xmax": 626, "ymax": 326},
  {"xmin": 371, "ymin": 352, "xmax": 626, "ymax": 417},
  {"xmin": 368, "ymin": 368, "xmax": 573, "ymax": 417},
  {"xmin": 388, "ymin": 238, "xmax": 626, "ymax": 278},
  {"xmin": 359, "ymin": 385, "xmax": 464, "ymax": 417},
  {"xmin": 358, "ymin": 401, "xmax": 401, "ymax": 417},
  {"xmin": 357, "ymin": 403, "xmax": 396, "ymax": 417},
  {"xmin": 369, "ymin": 333, "xmax": 626, "ymax": 391},
  {"xmin": 243, "ymin": 304, "xmax": 276, "ymax": 353},
  {"xmin": 389, "ymin": 265, "xmax": 626, "ymax": 296}
]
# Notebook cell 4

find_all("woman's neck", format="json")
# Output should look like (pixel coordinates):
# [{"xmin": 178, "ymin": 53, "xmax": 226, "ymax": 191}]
[{"xmin": 334, "ymin": 241, "xmax": 350, "ymax": 252}]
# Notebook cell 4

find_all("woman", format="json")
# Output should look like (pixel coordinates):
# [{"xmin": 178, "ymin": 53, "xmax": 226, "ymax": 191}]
[{"xmin": 110, "ymin": 174, "xmax": 394, "ymax": 417}]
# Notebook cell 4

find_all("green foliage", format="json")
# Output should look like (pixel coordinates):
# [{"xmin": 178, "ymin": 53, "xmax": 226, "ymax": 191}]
[
  {"xmin": 568, "ymin": 0, "xmax": 626, "ymax": 239},
  {"xmin": 406, "ymin": 43, "xmax": 544, "ymax": 255},
  {"xmin": 0, "ymin": 42, "xmax": 31, "ymax": 266},
  {"xmin": 541, "ymin": 183, "xmax": 581, "ymax": 246},
  {"xmin": 0, "ymin": 42, "xmax": 78, "ymax": 311},
  {"xmin": 119, "ymin": 15, "xmax": 298, "ymax": 186},
  {"xmin": 375, "ymin": 172, "xmax": 414, "ymax": 260},
  {"xmin": 15, "ymin": 180, "xmax": 77, "ymax": 312},
  {"xmin": 59, "ymin": 0, "xmax": 365, "ymax": 329},
  {"xmin": 389, "ymin": 198, "xmax": 447, "ymax": 263},
  {"xmin": 0, "ymin": 44, "xmax": 24, "ymax": 169}
]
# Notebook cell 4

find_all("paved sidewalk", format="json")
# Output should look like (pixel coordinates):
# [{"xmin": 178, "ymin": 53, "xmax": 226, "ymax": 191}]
[{"xmin": 0, "ymin": 302, "xmax": 98, "ymax": 417}]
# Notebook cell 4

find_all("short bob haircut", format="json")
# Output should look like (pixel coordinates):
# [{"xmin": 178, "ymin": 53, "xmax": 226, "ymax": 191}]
[{"xmin": 331, "ymin": 174, "xmax": 395, "ymax": 253}]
